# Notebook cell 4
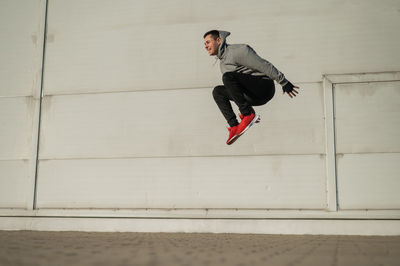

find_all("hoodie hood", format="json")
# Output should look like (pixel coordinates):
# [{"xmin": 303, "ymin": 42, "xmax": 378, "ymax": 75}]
[{"xmin": 217, "ymin": 30, "xmax": 230, "ymax": 59}]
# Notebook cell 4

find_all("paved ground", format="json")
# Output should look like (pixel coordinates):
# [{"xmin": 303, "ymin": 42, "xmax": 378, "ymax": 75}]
[{"xmin": 0, "ymin": 231, "xmax": 399, "ymax": 266}]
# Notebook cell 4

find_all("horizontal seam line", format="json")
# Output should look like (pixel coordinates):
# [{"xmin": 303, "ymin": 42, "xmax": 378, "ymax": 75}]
[{"xmin": 37, "ymin": 154, "xmax": 326, "ymax": 161}]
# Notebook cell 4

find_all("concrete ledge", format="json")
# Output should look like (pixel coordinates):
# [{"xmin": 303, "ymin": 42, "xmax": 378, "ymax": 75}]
[
  {"xmin": 323, "ymin": 71, "xmax": 400, "ymax": 84},
  {"xmin": 2, "ymin": 208, "xmax": 400, "ymax": 219},
  {"xmin": 1, "ymin": 217, "xmax": 399, "ymax": 235}
]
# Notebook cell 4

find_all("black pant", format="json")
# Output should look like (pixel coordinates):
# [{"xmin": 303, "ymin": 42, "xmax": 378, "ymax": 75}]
[{"xmin": 213, "ymin": 72, "xmax": 275, "ymax": 127}]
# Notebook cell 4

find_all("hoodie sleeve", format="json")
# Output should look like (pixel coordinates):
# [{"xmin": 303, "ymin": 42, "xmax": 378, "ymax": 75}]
[{"xmin": 234, "ymin": 45, "xmax": 288, "ymax": 86}]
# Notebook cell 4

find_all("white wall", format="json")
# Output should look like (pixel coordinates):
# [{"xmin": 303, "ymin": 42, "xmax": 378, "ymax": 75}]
[
  {"xmin": 334, "ymin": 81, "xmax": 400, "ymax": 209},
  {"xmin": 1, "ymin": 0, "xmax": 400, "ymax": 230},
  {"xmin": 0, "ymin": 0, "xmax": 45, "ymax": 208}
]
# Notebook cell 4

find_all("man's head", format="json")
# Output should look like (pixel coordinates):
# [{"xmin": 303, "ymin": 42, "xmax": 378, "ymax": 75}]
[{"xmin": 203, "ymin": 30, "xmax": 221, "ymax": 56}]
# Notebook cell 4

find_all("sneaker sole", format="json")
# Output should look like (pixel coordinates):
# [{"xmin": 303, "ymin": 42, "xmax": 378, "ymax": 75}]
[
  {"xmin": 237, "ymin": 114, "xmax": 260, "ymax": 137},
  {"xmin": 227, "ymin": 134, "xmax": 239, "ymax": 145}
]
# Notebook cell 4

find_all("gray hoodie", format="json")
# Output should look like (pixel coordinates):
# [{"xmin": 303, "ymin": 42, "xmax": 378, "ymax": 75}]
[{"xmin": 217, "ymin": 31, "xmax": 288, "ymax": 86}]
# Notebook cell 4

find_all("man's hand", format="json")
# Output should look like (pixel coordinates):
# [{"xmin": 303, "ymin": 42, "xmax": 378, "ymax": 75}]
[{"xmin": 282, "ymin": 82, "xmax": 299, "ymax": 98}]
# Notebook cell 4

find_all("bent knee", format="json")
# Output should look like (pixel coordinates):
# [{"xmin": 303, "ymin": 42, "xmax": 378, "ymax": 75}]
[
  {"xmin": 212, "ymin": 85, "xmax": 225, "ymax": 99},
  {"xmin": 222, "ymin": 72, "xmax": 235, "ymax": 83}
]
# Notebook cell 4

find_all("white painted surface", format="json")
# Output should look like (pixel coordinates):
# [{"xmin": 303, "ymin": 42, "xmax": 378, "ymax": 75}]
[
  {"xmin": 0, "ymin": 96, "xmax": 40, "ymax": 210},
  {"xmin": 39, "ymin": 83, "xmax": 324, "ymax": 159},
  {"xmin": 0, "ymin": 161, "xmax": 30, "ymax": 208},
  {"xmin": 36, "ymin": 155, "xmax": 326, "ymax": 209},
  {"xmin": 43, "ymin": 0, "xmax": 400, "ymax": 95},
  {"xmin": 325, "ymin": 72, "xmax": 400, "ymax": 84},
  {"xmin": 0, "ymin": 0, "xmax": 45, "ymax": 97},
  {"xmin": 44, "ymin": 0, "xmax": 219, "ymax": 95},
  {"xmin": 337, "ymin": 153, "xmax": 400, "ymax": 210},
  {"xmin": 2, "ymin": 208, "xmax": 400, "ymax": 220},
  {"xmin": 0, "ymin": 97, "xmax": 38, "ymax": 208},
  {"xmin": 1, "ymin": 0, "xmax": 400, "ymax": 230},
  {"xmin": 0, "ymin": 0, "xmax": 45, "ymax": 209},
  {"xmin": 0, "ymin": 97, "xmax": 36, "ymax": 160},
  {"xmin": 334, "ymin": 81, "xmax": 400, "ymax": 210},
  {"xmin": 1, "ymin": 217, "xmax": 400, "ymax": 236},
  {"xmin": 335, "ymin": 81, "xmax": 400, "ymax": 154}
]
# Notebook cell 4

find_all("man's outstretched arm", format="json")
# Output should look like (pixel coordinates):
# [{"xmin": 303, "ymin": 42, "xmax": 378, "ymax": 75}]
[{"xmin": 235, "ymin": 45, "xmax": 299, "ymax": 98}]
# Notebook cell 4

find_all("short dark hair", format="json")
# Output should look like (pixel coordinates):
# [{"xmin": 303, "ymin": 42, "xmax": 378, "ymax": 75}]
[{"xmin": 203, "ymin": 30, "xmax": 219, "ymax": 39}]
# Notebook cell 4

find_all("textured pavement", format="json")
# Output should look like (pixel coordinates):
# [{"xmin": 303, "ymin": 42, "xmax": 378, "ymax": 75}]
[{"xmin": 0, "ymin": 231, "xmax": 399, "ymax": 266}]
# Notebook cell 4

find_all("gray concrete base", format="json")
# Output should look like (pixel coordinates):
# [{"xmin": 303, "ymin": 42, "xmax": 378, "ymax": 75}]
[{"xmin": 1, "ymin": 231, "xmax": 399, "ymax": 266}]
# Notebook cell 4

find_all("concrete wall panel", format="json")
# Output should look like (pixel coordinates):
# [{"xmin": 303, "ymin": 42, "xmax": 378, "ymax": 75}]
[
  {"xmin": 334, "ymin": 80, "xmax": 400, "ymax": 210},
  {"xmin": 337, "ymin": 153, "xmax": 400, "ymax": 209},
  {"xmin": 36, "ymin": 155, "xmax": 326, "ymax": 209},
  {"xmin": 0, "ymin": 160, "xmax": 30, "ymax": 208},
  {"xmin": 0, "ymin": 0, "xmax": 45, "ymax": 97},
  {"xmin": 0, "ymin": 97, "xmax": 36, "ymax": 160},
  {"xmin": 38, "ymin": 83, "xmax": 324, "ymax": 159},
  {"xmin": 335, "ymin": 81, "xmax": 400, "ymax": 154},
  {"xmin": 0, "ymin": 0, "xmax": 45, "ymax": 209},
  {"xmin": 44, "ymin": 0, "xmax": 400, "ymax": 95},
  {"xmin": 2, "ymin": 0, "xmax": 400, "ymax": 222}
]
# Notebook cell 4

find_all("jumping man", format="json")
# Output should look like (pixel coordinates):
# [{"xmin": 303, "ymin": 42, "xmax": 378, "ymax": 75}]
[{"xmin": 204, "ymin": 30, "xmax": 299, "ymax": 145}]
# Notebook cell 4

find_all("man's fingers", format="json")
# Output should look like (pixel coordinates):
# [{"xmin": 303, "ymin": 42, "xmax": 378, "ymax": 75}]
[
  {"xmin": 284, "ymin": 89, "xmax": 299, "ymax": 98},
  {"xmin": 283, "ymin": 85, "xmax": 299, "ymax": 98},
  {"xmin": 283, "ymin": 91, "xmax": 294, "ymax": 98}
]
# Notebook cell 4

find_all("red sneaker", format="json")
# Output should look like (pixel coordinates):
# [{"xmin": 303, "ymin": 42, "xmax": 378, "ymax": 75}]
[
  {"xmin": 236, "ymin": 113, "xmax": 260, "ymax": 136},
  {"xmin": 226, "ymin": 125, "xmax": 239, "ymax": 145},
  {"xmin": 239, "ymin": 113, "xmax": 260, "ymax": 123}
]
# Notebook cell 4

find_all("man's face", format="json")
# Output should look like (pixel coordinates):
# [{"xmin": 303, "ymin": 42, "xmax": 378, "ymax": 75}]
[{"xmin": 204, "ymin": 34, "xmax": 221, "ymax": 56}]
